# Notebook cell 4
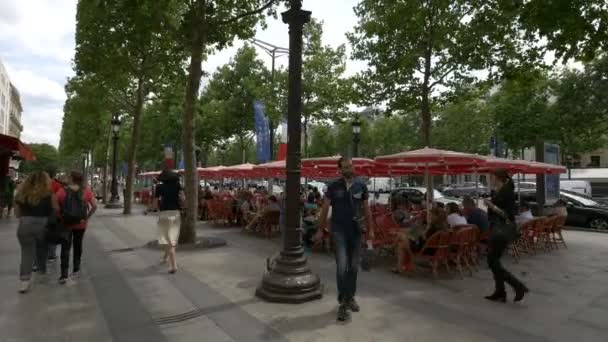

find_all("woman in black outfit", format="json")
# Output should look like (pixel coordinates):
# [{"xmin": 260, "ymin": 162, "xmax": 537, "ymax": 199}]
[{"xmin": 484, "ymin": 169, "xmax": 529, "ymax": 303}]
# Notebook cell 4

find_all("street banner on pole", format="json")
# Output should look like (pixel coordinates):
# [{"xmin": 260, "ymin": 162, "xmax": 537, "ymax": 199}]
[{"xmin": 254, "ymin": 101, "xmax": 271, "ymax": 163}]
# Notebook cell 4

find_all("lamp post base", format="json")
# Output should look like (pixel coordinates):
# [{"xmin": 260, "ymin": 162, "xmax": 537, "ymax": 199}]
[{"xmin": 255, "ymin": 246, "xmax": 322, "ymax": 304}]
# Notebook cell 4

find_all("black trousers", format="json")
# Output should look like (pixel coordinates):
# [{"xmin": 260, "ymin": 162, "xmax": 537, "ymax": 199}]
[
  {"xmin": 60, "ymin": 229, "xmax": 86, "ymax": 277},
  {"xmin": 487, "ymin": 232, "xmax": 525, "ymax": 294}
]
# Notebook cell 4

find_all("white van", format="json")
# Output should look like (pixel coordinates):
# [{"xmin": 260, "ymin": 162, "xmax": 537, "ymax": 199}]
[
  {"xmin": 560, "ymin": 180, "xmax": 592, "ymax": 197},
  {"xmin": 367, "ymin": 177, "xmax": 396, "ymax": 193}
]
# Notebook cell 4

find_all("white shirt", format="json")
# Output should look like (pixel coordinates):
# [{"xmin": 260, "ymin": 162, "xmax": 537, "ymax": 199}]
[
  {"xmin": 447, "ymin": 213, "xmax": 468, "ymax": 227},
  {"xmin": 516, "ymin": 210, "xmax": 534, "ymax": 227}
]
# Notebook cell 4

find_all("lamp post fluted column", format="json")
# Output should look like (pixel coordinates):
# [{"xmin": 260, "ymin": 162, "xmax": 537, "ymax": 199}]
[
  {"xmin": 256, "ymin": 0, "xmax": 322, "ymax": 303},
  {"xmin": 352, "ymin": 116, "xmax": 361, "ymax": 158},
  {"xmin": 106, "ymin": 114, "xmax": 122, "ymax": 209}
]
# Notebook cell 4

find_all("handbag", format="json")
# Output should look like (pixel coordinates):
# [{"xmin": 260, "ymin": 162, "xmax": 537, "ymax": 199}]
[{"xmin": 490, "ymin": 220, "xmax": 517, "ymax": 243}]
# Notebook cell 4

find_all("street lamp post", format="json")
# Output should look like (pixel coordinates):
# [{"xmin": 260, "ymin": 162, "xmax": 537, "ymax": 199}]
[
  {"xmin": 219, "ymin": 144, "xmax": 227, "ymax": 165},
  {"xmin": 81, "ymin": 150, "xmax": 88, "ymax": 177},
  {"xmin": 256, "ymin": 0, "xmax": 322, "ymax": 304},
  {"xmin": 250, "ymin": 38, "xmax": 289, "ymax": 161},
  {"xmin": 352, "ymin": 116, "xmax": 362, "ymax": 158},
  {"xmin": 106, "ymin": 113, "xmax": 122, "ymax": 208}
]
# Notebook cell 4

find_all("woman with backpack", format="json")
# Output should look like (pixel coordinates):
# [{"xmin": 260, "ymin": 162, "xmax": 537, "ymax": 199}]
[
  {"xmin": 56, "ymin": 171, "xmax": 97, "ymax": 284},
  {"xmin": 14, "ymin": 171, "xmax": 60, "ymax": 293}
]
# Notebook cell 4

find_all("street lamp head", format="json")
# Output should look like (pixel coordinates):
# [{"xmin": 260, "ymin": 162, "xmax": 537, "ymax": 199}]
[
  {"xmin": 111, "ymin": 114, "xmax": 121, "ymax": 133},
  {"xmin": 352, "ymin": 117, "xmax": 362, "ymax": 135}
]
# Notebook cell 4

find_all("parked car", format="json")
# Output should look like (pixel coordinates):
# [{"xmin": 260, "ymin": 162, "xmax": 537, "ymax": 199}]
[
  {"xmin": 391, "ymin": 187, "xmax": 461, "ymax": 206},
  {"xmin": 519, "ymin": 190, "xmax": 608, "ymax": 230},
  {"xmin": 442, "ymin": 182, "xmax": 489, "ymax": 198}
]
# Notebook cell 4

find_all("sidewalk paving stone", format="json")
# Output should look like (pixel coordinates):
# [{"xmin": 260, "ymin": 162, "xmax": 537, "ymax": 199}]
[{"xmin": 3, "ymin": 207, "xmax": 608, "ymax": 341}]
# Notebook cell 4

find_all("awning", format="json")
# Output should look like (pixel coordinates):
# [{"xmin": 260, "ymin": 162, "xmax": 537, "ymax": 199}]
[{"xmin": 0, "ymin": 134, "xmax": 35, "ymax": 161}]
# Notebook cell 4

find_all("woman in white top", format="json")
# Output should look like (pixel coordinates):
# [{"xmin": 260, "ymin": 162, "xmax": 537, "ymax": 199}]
[
  {"xmin": 446, "ymin": 202, "xmax": 467, "ymax": 227},
  {"xmin": 515, "ymin": 202, "xmax": 534, "ymax": 227},
  {"xmin": 553, "ymin": 199, "xmax": 568, "ymax": 217}
]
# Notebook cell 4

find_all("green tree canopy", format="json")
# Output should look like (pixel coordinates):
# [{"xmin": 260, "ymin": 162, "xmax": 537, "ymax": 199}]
[
  {"xmin": 302, "ymin": 18, "xmax": 349, "ymax": 156},
  {"xmin": 433, "ymin": 87, "xmax": 493, "ymax": 154},
  {"xmin": 516, "ymin": 0, "xmax": 608, "ymax": 62},
  {"xmin": 20, "ymin": 144, "xmax": 59, "ymax": 175},
  {"xmin": 200, "ymin": 45, "xmax": 270, "ymax": 162},
  {"xmin": 172, "ymin": 0, "xmax": 280, "ymax": 242},
  {"xmin": 73, "ymin": 0, "xmax": 186, "ymax": 214},
  {"xmin": 348, "ymin": 0, "xmax": 533, "ymax": 146},
  {"xmin": 307, "ymin": 125, "xmax": 336, "ymax": 158},
  {"xmin": 489, "ymin": 69, "xmax": 553, "ymax": 152},
  {"xmin": 59, "ymin": 75, "xmax": 112, "ymax": 170}
]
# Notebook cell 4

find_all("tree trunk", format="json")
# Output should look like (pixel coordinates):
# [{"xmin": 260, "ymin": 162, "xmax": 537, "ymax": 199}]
[
  {"xmin": 179, "ymin": 17, "xmax": 205, "ymax": 244},
  {"xmin": 421, "ymin": 13, "xmax": 434, "ymax": 215},
  {"xmin": 421, "ymin": 54, "xmax": 432, "ymax": 147},
  {"xmin": 123, "ymin": 76, "xmax": 145, "ymax": 215}
]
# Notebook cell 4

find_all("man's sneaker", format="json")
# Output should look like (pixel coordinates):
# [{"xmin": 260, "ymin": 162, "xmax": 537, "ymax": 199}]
[
  {"xmin": 347, "ymin": 298, "xmax": 360, "ymax": 312},
  {"xmin": 337, "ymin": 304, "xmax": 351, "ymax": 322},
  {"xmin": 58, "ymin": 276, "xmax": 68, "ymax": 285},
  {"xmin": 47, "ymin": 256, "xmax": 57, "ymax": 263},
  {"xmin": 72, "ymin": 271, "xmax": 81, "ymax": 279},
  {"xmin": 32, "ymin": 264, "xmax": 38, "ymax": 272},
  {"xmin": 19, "ymin": 280, "xmax": 31, "ymax": 293}
]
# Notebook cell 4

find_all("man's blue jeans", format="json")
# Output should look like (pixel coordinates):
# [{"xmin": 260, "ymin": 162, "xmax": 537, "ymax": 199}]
[{"xmin": 332, "ymin": 231, "xmax": 361, "ymax": 304}]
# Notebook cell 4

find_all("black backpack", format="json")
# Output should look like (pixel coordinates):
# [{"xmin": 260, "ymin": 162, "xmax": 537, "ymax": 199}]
[{"xmin": 63, "ymin": 187, "xmax": 87, "ymax": 225}]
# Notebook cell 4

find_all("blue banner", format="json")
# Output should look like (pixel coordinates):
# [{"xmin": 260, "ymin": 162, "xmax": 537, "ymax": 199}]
[
  {"xmin": 254, "ymin": 100, "xmax": 271, "ymax": 163},
  {"xmin": 544, "ymin": 143, "xmax": 561, "ymax": 205},
  {"xmin": 177, "ymin": 150, "xmax": 185, "ymax": 170}
]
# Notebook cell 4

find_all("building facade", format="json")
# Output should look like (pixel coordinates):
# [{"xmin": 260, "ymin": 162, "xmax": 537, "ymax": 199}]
[
  {"xmin": 522, "ymin": 146, "xmax": 608, "ymax": 169},
  {"xmin": 8, "ymin": 83, "xmax": 23, "ymax": 138},
  {"xmin": 0, "ymin": 60, "xmax": 10, "ymax": 135},
  {"xmin": 0, "ymin": 59, "xmax": 23, "ymax": 138},
  {"xmin": 575, "ymin": 149, "xmax": 608, "ymax": 168}
]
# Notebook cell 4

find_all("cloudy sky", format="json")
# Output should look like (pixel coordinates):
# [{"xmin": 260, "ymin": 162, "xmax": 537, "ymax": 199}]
[{"xmin": 0, "ymin": 0, "xmax": 362, "ymax": 147}]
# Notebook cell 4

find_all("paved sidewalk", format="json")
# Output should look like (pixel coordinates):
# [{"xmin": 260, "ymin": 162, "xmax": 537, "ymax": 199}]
[
  {"xmin": 2, "ymin": 208, "xmax": 608, "ymax": 341},
  {"xmin": 0, "ymin": 217, "xmax": 114, "ymax": 342}
]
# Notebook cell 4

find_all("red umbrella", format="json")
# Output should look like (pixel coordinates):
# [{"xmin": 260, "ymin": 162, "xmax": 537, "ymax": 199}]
[
  {"xmin": 375, "ymin": 147, "xmax": 486, "ymax": 166},
  {"xmin": 252, "ymin": 160, "xmax": 286, "ymax": 178},
  {"xmin": 303, "ymin": 156, "xmax": 375, "ymax": 177},
  {"xmin": 221, "ymin": 163, "xmax": 256, "ymax": 178},
  {"xmin": 526, "ymin": 161, "xmax": 567, "ymax": 174},
  {"xmin": 480, "ymin": 157, "xmax": 530, "ymax": 172},
  {"xmin": 302, "ymin": 156, "xmax": 376, "ymax": 168},
  {"xmin": 470, "ymin": 157, "xmax": 567, "ymax": 175},
  {"xmin": 370, "ymin": 163, "xmax": 424, "ymax": 177},
  {"xmin": 198, "ymin": 166, "xmax": 225, "ymax": 179}
]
